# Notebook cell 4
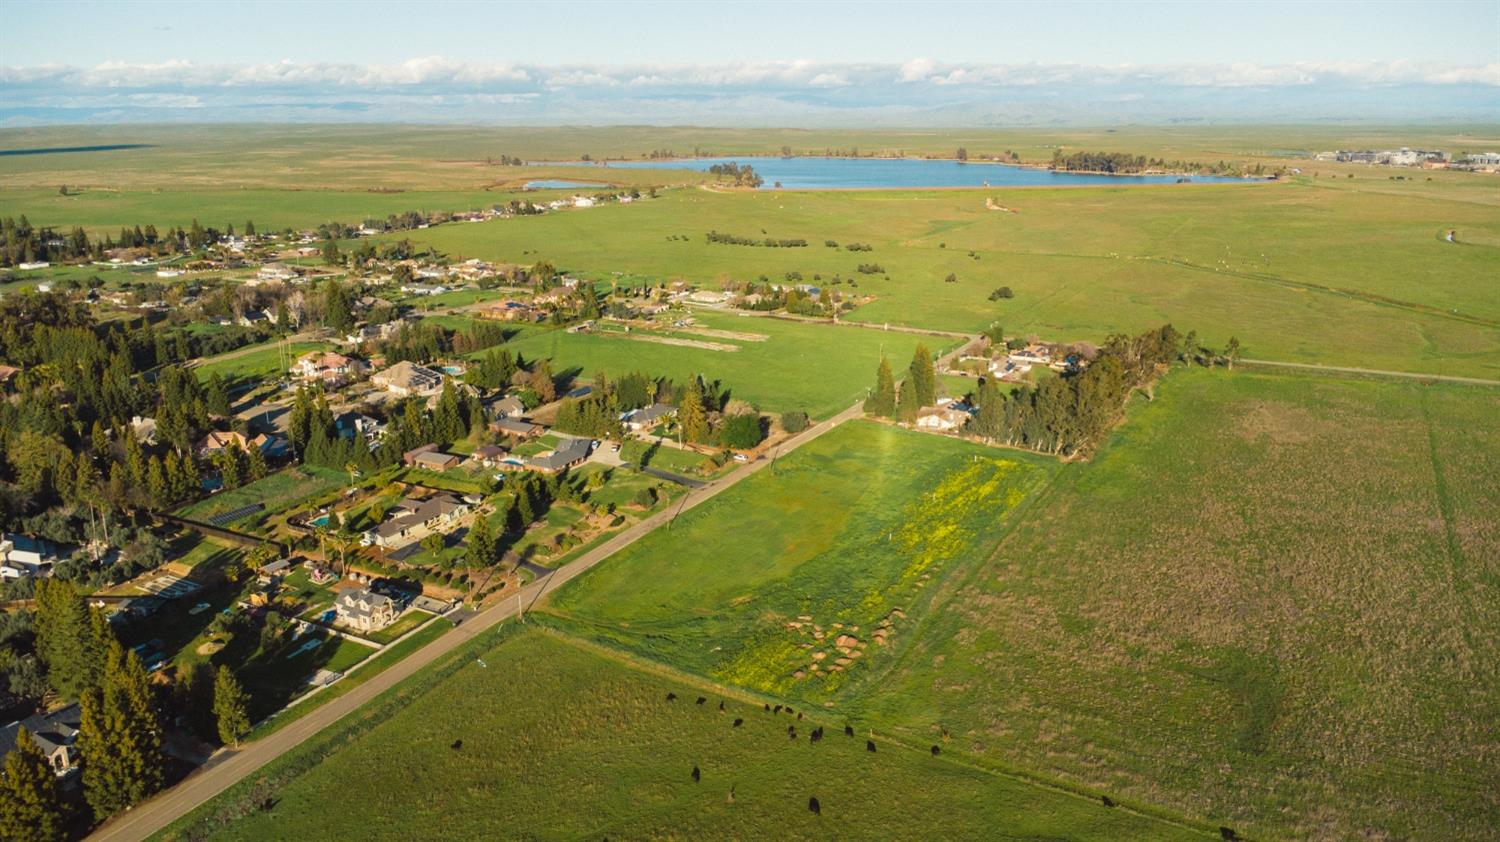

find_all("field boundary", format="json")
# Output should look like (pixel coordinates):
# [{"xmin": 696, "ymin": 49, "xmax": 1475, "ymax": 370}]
[{"xmin": 1238, "ymin": 358, "xmax": 1500, "ymax": 386}]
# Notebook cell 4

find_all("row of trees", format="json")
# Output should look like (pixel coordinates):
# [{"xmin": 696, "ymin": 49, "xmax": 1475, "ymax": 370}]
[
  {"xmin": 706, "ymin": 162, "xmax": 764, "ymax": 188},
  {"xmin": 705, "ymin": 230, "xmax": 808, "ymax": 248},
  {"xmin": 863, "ymin": 344, "xmax": 938, "ymax": 421}
]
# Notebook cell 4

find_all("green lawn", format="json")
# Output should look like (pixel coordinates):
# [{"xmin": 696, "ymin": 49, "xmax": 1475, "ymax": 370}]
[
  {"xmin": 506, "ymin": 309, "xmax": 955, "ymax": 418},
  {"xmin": 548, "ymin": 420, "xmax": 1055, "ymax": 701},
  {"xmin": 851, "ymin": 368, "xmax": 1500, "ymax": 841},
  {"xmin": 166, "ymin": 628, "xmax": 1207, "ymax": 842},
  {"xmin": 191, "ymin": 340, "xmax": 331, "ymax": 388}
]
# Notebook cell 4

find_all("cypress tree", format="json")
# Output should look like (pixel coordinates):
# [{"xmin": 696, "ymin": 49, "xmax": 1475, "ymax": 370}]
[
  {"xmin": 33, "ymin": 579, "xmax": 106, "ymax": 700},
  {"xmin": 677, "ymin": 377, "xmax": 708, "ymax": 443},
  {"xmin": 465, "ymin": 513, "xmax": 495, "ymax": 568},
  {"xmin": 864, "ymin": 357, "xmax": 896, "ymax": 418},
  {"xmin": 0, "ymin": 727, "xmax": 67, "ymax": 841},
  {"xmin": 212, "ymin": 666, "xmax": 251, "ymax": 747},
  {"xmin": 895, "ymin": 379, "xmax": 919, "ymax": 422},
  {"xmin": 908, "ymin": 344, "xmax": 936, "ymax": 407}
]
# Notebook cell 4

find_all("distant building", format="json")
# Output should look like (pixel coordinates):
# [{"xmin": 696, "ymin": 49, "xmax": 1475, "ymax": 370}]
[
  {"xmin": 290, "ymin": 351, "xmax": 368, "ymax": 386},
  {"xmin": 485, "ymin": 395, "xmax": 526, "ymax": 419},
  {"xmin": 490, "ymin": 417, "xmax": 544, "ymax": 439},
  {"xmin": 361, "ymin": 492, "xmax": 470, "ymax": 548}
]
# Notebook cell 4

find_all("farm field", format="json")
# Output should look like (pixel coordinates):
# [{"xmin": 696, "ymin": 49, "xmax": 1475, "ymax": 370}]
[
  {"xmin": 175, "ymin": 465, "xmax": 349, "ymax": 533},
  {"xmin": 547, "ymin": 420, "xmax": 1056, "ymax": 701},
  {"xmin": 166, "ymin": 627, "xmax": 1206, "ymax": 842},
  {"xmin": 850, "ymin": 368, "xmax": 1500, "ymax": 841},
  {"xmin": 405, "ymin": 181, "xmax": 1500, "ymax": 379},
  {"xmin": 505, "ymin": 309, "xmax": 958, "ymax": 418}
]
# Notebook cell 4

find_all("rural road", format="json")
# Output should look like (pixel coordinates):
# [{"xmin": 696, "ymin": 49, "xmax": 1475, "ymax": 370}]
[
  {"xmin": 89, "ymin": 401, "xmax": 864, "ymax": 842},
  {"xmin": 1239, "ymin": 358, "xmax": 1500, "ymax": 386}
]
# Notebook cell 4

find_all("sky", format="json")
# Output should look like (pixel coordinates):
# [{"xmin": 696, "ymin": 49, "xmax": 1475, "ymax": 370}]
[{"xmin": 2, "ymin": 0, "xmax": 1497, "ymax": 126}]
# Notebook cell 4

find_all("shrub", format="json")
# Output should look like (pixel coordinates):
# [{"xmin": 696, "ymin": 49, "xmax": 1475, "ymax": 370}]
[
  {"xmin": 780, "ymin": 411, "xmax": 809, "ymax": 433},
  {"xmin": 988, "ymin": 286, "xmax": 1014, "ymax": 300}
]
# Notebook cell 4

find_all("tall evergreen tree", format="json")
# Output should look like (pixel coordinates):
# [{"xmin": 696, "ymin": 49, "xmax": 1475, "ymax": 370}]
[
  {"xmin": 907, "ymin": 344, "xmax": 936, "ymax": 408},
  {"xmin": 0, "ymin": 727, "xmax": 67, "ymax": 841},
  {"xmin": 465, "ymin": 512, "xmax": 496, "ymax": 569},
  {"xmin": 895, "ymin": 379, "xmax": 920, "ymax": 422},
  {"xmin": 33, "ymin": 579, "xmax": 106, "ymax": 700},
  {"xmin": 205, "ymin": 372, "xmax": 231, "ymax": 416},
  {"xmin": 864, "ymin": 357, "xmax": 896, "ymax": 418},
  {"xmin": 677, "ymin": 377, "xmax": 708, "ymax": 443},
  {"xmin": 79, "ymin": 643, "xmax": 164, "ymax": 820},
  {"xmin": 212, "ymin": 666, "xmax": 251, "ymax": 747}
]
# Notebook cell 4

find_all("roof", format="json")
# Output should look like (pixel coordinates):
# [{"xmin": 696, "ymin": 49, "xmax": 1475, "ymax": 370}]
[
  {"xmin": 0, "ymin": 704, "xmax": 81, "ymax": 760},
  {"xmin": 373, "ymin": 493, "xmax": 467, "ymax": 538},
  {"xmin": 411, "ymin": 450, "xmax": 459, "ymax": 468},
  {"xmin": 337, "ymin": 588, "xmax": 396, "ymax": 617},
  {"xmin": 492, "ymin": 417, "xmax": 543, "ymax": 436},
  {"xmin": 374, "ymin": 360, "xmax": 443, "ymax": 392},
  {"xmin": 529, "ymin": 437, "xmax": 592, "ymax": 471},
  {"xmin": 471, "ymin": 445, "xmax": 507, "ymax": 460},
  {"xmin": 624, "ymin": 403, "xmax": 677, "ymax": 425},
  {"xmin": 487, "ymin": 395, "xmax": 525, "ymax": 416}
]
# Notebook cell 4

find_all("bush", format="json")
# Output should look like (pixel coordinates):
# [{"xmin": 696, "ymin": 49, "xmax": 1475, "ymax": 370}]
[
  {"xmin": 719, "ymin": 413, "xmax": 765, "ymax": 449},
  {"xmin": 780, "ymin": 411, "xmax": 809, "ymax": 433},
  {"xmin": 988, "ymin": 286, "xmax": 1014, "ymax": 300}
]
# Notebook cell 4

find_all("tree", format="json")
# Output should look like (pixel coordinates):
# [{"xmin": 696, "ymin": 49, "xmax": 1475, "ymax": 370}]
[
  {"xmin": 465, "ymin": 513, "xmax": 496, "ymax": 569},
  {"xmin": 246, "ymin": 442, "xmax": 268, "ymax": 480},
  {"xmin": 322, "ymin": 278, "xmax": 354, "ymax": 333},
  {"xmin": 212, "ymin": 666, "xmax": 251, "ymax": 747},
  {"xmin": 956, "ymin": 147, "xmax": 968, "ymax": 161},
  {"xmin": 720, "ymin": 412, "xmax": 764, "ymax": 449},
  {"xmin": 33, "ymin": 578, "xmax": 106, "ymax": 701},
  {"xmin": 907, "ymin": 344, "xmax": 936, "ymax": 408},
  {"xmin": 78, "ymin": 642, "xmax": 164, "ymax": 820},
  {"xmin": 528, "ymin": 359, "xmax": 556, "ymax": 403},
  {"xmin": 1223, "ymin": 336, "xmax": 1241, "ymax": 369},
  {"xmin": 320, "ymin": 238, "xmax": 341, "ymax": 266},
  {"xmin": 895, "ymin": 379, "xmax": 919, "ymax": 422},
  {"xmin": 864, "ymin": 357, "xmax": 896, "ymax": 418},
  {"xmin": 421, "ymin": 533, "xmax": 445, "ymax": 557},
  {"xmin": 205, "ymin": 372, "xmax": 231, "ymax": 416},
  {"xmin": 677, "ymin": 377, "xmax": 709, "ymax": 443},
  {"xmin": 0, "ymin": 726, "xmax": 67, "ymax": 841}
]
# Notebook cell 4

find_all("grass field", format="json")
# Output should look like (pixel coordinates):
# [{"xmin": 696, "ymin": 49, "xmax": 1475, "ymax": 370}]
[
  {"xmin": 190, "ymin": 340, "xmax": 331, "ymax": 388},
  {"xmin": 175, "ymin": 465, "xmax": 348, "ymax": 532},
  {"xmin": 548, "ymin": 421, "xmax": 1055, "ymax": 701},
  {"xmin": 506, "ymin": 310, "xmax": 957, "ymax": 418},
  {"xmin": 167, "ymin": 627, "xmax": 1206, "ymax": 841},
  {"xmin": 843, "ymin": 368, "xmax": 1500, "ymax": 840},
  {"xmin": 405, "ymin": 182, "xmax": 1500, "ymax": 379}
]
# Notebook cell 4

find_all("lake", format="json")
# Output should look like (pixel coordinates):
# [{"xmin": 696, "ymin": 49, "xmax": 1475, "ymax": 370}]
[{"xmin": 569, "ymin": 156, "xmax": 1249, "ymax": 189}]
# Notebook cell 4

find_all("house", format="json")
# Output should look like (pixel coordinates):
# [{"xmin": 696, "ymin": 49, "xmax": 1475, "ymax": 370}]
[
  {"xmin": 0, "ymin": 365, "xmax": 18, "ymax": 392},
  {"xmin": 335, "ymin": 588, "xmax": 399, "ymax": 633},
  {"xmin": 477, "ymin": 300, "xmax": 540, "ymax": 322},
  {"xmin": 915, "ymin": 406, "xmax": 971, "ymax": 432},
  {"xmin": 0, "ymin": 534, "xmax": 58, "ymax": 580},
  {"xmin": 402, "ymin": 443, "xmax": 440, "ymax": 466},
  {"xmin": 467, "ymin": 445, "xmax": 508, "ymax": 468},
  {"xmin": 290, "ymin": 351, "xmax": 368, "ymax": 385},
  {"xmin": 528, "ymin": 437, "xmax": 592, "ymax": 473},
  {"xmin": 486, "ymin": 395, "xmax": 526, "ymax": 419},
  {"xmin": 490, "ymin": 417, "xmax": 544, "ymax": 439},
  {"xmin": 410, "ymin": 450, "xmax": 461, "ymax": 471},
  {"xmin": 258, "ymin": 262, "xmax": 296, "ymax": 282},
  {"xmin": 532, "ymin": 287, "xmax": 577, "ymax": 307},
  {"xmin": 620, "ymin": 403, "xmax": 677, "ymax": 432},
  {"xmin": 361, "ymin": 493, "xmax": 470, "ymax": 548},
  {"xmin": 0, "ymin": 705, "xmax": 82, "ymax": 777},
  {"xmin": 688, "ymin": 289, "xmax": 733, "ymax": 304},
  {"xmin": 334, "ymin": 411, "xmax": 384, "ymax": 445},
  {"xmin": 197, "ymin": 430, "xmax": 286, "ymax": 457},
  {"xmin": 17, "ymin": 261, "xmax": 50, "ymax": 271},
  {"xmin": 371, "ymin": 361, "xmax": 443, "ymax": 396}
]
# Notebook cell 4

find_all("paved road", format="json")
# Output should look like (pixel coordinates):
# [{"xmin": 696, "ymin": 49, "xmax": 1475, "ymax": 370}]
[
  {"xmin": 1239, "ymin": 358, "xmax": 1500, "ymax": 386},
  {"xmin": 89, "ymin": 401, "xmax": 864, "ymax": 842}
]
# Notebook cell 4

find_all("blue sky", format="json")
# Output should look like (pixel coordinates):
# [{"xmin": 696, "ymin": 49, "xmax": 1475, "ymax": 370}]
[{"xmin": 2, "ymin": 0, "xmax": 1497, "ymax": 126}]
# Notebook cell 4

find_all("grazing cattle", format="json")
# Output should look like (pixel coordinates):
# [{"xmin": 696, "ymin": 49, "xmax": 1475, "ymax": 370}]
[
  {"xmin": 810, "ymin": 727, "xmax": 823, "ymax": 743},
  {"xmin": 844, "ymin": 725, "xmax": 854, "ymax": 737},
  {"xmin": 718, "ymin": 701, "xmax": 725, "ymax": 712},
  {"xmin": 450, "ymin": 739, "xmax": 462, "ymax": 750},
  {"xmin": 1101, "ymin": 796, "xmax": 1115, "ymax": 808},
  {"xmin": 733, "ymin": 718, "xmax": 744, "ymax": 727},
  {"xmin": 796, "ymin": 712, "xmax": 803, "ymax": 720},
  {"xmin": 787, "ymin": 724, "xmax": 796, "ymax": 736},
  {"xmin": 773, "ymin": 704, "xmax": 782, "ymax": 713},
  {"xmin": 696, "ymin": 696, "xmax": 706, "ymax": 705},
  {"xmin": 764, "ymin": 703, "xmax": 771, "ymax": 711},
  {"xmin": 1219, "ymin": 828, "xmax": 1240, "ymax": 841},
  {"xmin": 866, "ymin": 740, "xmax": 877, "ymax": 753},
  {"xmin": 692, "ymin": 766, "xmax": 701, "ymax": 782},
  {"xmin": 930, "ymin": 745, "xmax": 940, "ymax": 756},
  {"xmin": 808, "ymin": 796, "xmax": 821, "ymax": 815},
  {"xmin": 666, "ymin": 692, "xmax": 676, "ymax": 701}
]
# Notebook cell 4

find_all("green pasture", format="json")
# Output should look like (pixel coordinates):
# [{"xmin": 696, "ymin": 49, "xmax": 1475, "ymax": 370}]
[
  {"xmin": 190, "ymin": 340, "xmax": 331, "ymax": 388},
  {"xmin": 175, "ymin": 465, "xmax": 348, "ymax": 532},
  {"xmin": 165, "ymin": 628, "xmax": 1206, "ymax": 842},
  {"xmin": 506, "ymin": 309, "xmax": 955, "ymax": 418},
  {"xmin": 854, "ymin": 368, "xmax": 1500, "ymax": 841},
  {"xmin": 400, "ymin": 182, "xmax": 1500, "ymax": 379},
  {"xmin": 548, "ymin": 420, "xmax": 1055, "ymax": 701}
]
